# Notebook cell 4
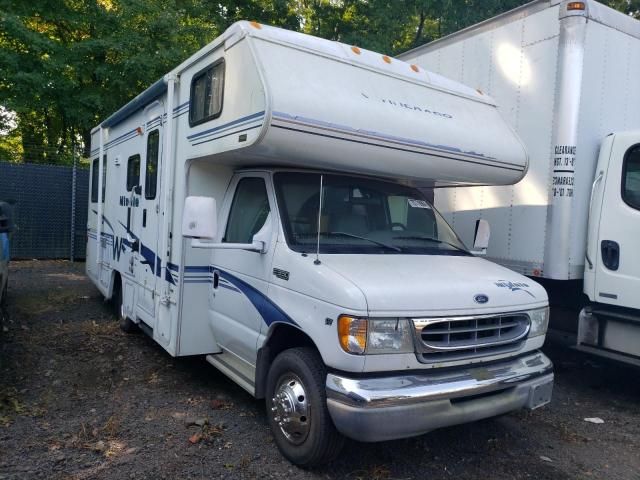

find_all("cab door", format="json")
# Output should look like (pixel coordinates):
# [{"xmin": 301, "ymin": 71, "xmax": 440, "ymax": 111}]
[
  {"xmin": 208, "ymin": 174, "xmax": 276, "ymax": 366},
  {"xmin": 590, "ymin": 133, "xmax": 640, "ymax": 309},
  {"xmin": 135, "ymin": 122, "xmax": 162, "ymax": 325}
]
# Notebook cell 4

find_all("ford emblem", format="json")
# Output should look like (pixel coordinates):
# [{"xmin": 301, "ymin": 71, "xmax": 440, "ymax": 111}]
[{"xmin": 474, "ymin": 294, "xmax": 489, "ymax": 304}]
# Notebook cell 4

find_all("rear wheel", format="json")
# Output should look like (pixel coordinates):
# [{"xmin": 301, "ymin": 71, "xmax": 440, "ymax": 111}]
[
  {"xmin": 265, "ymin": 347, "xmax": 344, "ymax": 467},
  {"xmin": 112, "ymin": 277, "xmax": 137, "ymax": 333}
]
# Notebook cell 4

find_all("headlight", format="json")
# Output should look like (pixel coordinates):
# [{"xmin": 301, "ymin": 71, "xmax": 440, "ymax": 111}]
[
  {"xmin": 528, "ymin": 307, "xmax": 549, "ymax": 337},
  {"xmin": 338, "ymin": 316, "xmax": 414, "ymax": 355}
]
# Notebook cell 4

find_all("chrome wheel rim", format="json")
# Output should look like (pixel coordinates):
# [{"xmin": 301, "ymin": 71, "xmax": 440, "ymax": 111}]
[
  {"xmin": 120, "ymin": 301, "xmax": 126, "ymax": 322},
  {"xmin": 271, "ymin": 374, "xmax": 310, "ymax": 445}
]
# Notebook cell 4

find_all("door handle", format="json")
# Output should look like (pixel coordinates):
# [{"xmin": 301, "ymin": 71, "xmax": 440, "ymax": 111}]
[
  {"xmin": 213, "ymin": 270, "xmax": 219, "ymax": 289},
  {"xmin": 601, "ymin": 240, "xmax": 620, "ymax": 271},
  {"xmin": 142, "ymin": 209, "xmax": 147, "ymax": 228}
]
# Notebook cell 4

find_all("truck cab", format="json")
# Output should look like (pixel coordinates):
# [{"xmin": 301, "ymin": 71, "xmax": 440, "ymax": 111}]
[
  {"xmin": 183, "ymin": 167, "xmax": 554, "ymax": 464},
  {"xmin": 581, "ymin": 131, "xmax": 640, "ymax": 365}
]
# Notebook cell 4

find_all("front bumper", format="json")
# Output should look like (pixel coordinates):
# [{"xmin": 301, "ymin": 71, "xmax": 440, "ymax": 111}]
[{"xmin": 326, "ymin": 351, "xmax": 553, "ymax": 442}]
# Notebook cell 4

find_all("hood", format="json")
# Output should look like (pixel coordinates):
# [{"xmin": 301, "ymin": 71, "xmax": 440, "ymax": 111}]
[{"xmin": 319, "ymin": 254, "xmax": 547, "ymax": 316}]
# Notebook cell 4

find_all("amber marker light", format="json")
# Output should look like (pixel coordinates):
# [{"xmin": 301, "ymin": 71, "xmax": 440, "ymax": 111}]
[
  {"xmin": 250, "ymin": 21, "xmax": 262, "ymax": 29},
  {"xmin": 410, "ymin": 64, "xmax": 420, "ymax": 72},
  {"xmin": 338, "ymin": 315, "xmax": 367, "ymax": 354},
  {"xmin": 136, "ymin": 127, "xmax": 143, "ymax": 135},
  {"xmin": 351, "ymin": 46, "xmax": 361, "ymax": 55},
  {"xmin": 382, "ymin": 55, "xmax": 392, "ymax": 64},
  {"xmin": 567, "ymin": 2, "xmax": 585, "ymax": 10}
]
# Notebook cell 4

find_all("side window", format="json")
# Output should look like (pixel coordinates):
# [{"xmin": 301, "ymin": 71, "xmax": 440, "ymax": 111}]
[
  {"xmin": 91, "ymin": 158, "xmax": 99, "ymax": 203},
  {"xmin": 127, "ymin": 154, "xmax": 141, "ymax": 191},
  {"xmin": 145, "ymin": 130, "xmax": 159, "ymax": 200},
  {"xmin": 102, "ymin": 156, "xmax": 106, "ymax": 203},
  {"xmin": 622, "ymin": 145, "xmax": 640, "ymax": 210},
  {"xmin": 224, "ymin": 178, "xmax": 270, "ymax": 244},
  {"xmin": 90, "ymin": 156, "xmax": 107, "ymax": 203},
  {"xmin": 189, "ymin": 60, "xmax": 224, "ymax": 126}
]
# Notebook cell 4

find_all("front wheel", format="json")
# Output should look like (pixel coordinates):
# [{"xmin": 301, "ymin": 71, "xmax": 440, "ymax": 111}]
[{"xmin": 265, "ymin": 347, "xmax": 345, "ymax": 467}]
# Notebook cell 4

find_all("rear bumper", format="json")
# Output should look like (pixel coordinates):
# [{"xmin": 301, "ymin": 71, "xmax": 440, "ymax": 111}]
[{"xmin": 326, "ymin": 351, "xmax": 553, "ymax": 442}]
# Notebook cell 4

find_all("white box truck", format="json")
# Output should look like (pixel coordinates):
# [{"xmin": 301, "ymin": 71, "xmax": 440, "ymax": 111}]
[
  {"xmin": 399, "ymin": 0, "xmax": 640, "ymax": 366},
  {"xmin": 86, "ymin": 21, "xmax": 553, "ymax": 466}
]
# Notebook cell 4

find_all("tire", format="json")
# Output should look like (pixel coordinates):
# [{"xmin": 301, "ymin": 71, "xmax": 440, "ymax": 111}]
[
  {"xmin": 0, "ymin": 280, "xmax": 7, "ymax": 338},
  {"xmin": 113, "ymin": 278, "xmax": 137, "ymax": 333},
  {"xmin": 265, "ymin": 347, "xmax": 345, "ymax": 467},
  {"xmin": 0, "ymin": 280, "xmax": 7, "ymax": 311}
]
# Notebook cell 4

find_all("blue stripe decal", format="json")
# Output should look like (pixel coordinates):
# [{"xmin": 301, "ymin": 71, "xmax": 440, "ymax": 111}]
[
  {"xmin": 191, "ymin": 124, "xmax": 262, "ymax": 147},
  {"xmin": 215, "ymin": 267, "xmax": 298, "ymax": 328},
  {"xmin": 180, "ymin": 264, "xmax": 298, "ymax": 327},
  {"xmin": 184, "ymin": 265, "xmax": 211, "ymax": 273},
  {"xmin": 187, "ymin": 111, "xmax": 265, "ymax": 140},
  {"xmin": 174, "ymin": 101, "xmax": 189, "ymax": 112},
  {"xmin": 271, "ymin": 111, "xmax": 502, "ymax": 164},
  {"xmin": 105, "ymin": 127, "xmax": 138, "ymax": 148}
]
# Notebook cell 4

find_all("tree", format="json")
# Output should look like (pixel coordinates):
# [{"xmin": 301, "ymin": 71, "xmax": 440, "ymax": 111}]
[{"xmin": 0, "ymin": 0, "xmax": 637, "ymax": 164}]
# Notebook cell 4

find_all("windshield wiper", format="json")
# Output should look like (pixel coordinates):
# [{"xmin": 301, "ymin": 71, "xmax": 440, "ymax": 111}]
[
  {"xmin": 328, "ymin": 232, "xmax": 402, "ymax": 252},
  {"xmin": 392, "ymin": 236, "xmax": 469, "ymax": 254}
]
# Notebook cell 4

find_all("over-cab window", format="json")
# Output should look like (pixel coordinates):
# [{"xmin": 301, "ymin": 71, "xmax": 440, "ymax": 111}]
[
  {"xmin": 189, "ymin": 60, "xmax": 224, "ymax": 127},
  {"xmin": 224, "ymin": 178, "xmax": 270, "ymax": 244},
  {"xmin": 622, "ymin": 145, "xmax": 640, "ymax": 211},
  {"xmin": 127, "ymin": 154, "xmax": 140, "ymax": 192},
  {"xmin": 145, "ymin": 130, "xmax": 159, "ymax": 200},
  {"xmin": 90, "ymin": 156, "xmax": 106, "ymax": 203}
]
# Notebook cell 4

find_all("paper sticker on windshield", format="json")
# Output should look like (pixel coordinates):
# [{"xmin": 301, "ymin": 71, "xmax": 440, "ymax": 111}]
[{"xmin": 408, "ymin": 199, "xmax": 431, "ymax": 209}]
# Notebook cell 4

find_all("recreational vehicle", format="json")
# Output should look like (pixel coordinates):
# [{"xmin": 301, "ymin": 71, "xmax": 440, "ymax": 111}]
[
  {"xmin": 86, "ymin": 21, "xmax": 553, "ymax": 466},
  {"xmin": 399, "ymin": 0, "xmax": 640, "ymax": 366}
]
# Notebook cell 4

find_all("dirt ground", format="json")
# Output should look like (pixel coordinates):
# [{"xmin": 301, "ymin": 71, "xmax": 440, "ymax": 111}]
[{"xmin": 0, "ymin": 260, "xmax": 639, "ymax": 480}]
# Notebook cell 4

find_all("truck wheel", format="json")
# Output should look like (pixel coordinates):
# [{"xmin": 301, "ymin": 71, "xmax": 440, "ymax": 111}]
[
  {"xmin": 1, "ymin": 280, "xmax": 7, "ymax": 311},
  {"xmin": 113, "ymin": 279, "xmax": 137, "ymax": 333},
  {"xmin": 265, "ymin": 347, "xmax": 345, "ymax": 467}
]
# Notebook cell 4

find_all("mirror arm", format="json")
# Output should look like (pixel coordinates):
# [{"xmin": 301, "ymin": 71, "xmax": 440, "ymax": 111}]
[{"xmin": 191, "ymin": 239, "xmax": 265, "ymax": 253}]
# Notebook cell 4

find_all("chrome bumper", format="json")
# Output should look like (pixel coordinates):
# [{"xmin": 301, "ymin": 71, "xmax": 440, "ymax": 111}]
[{"xmin": 326, "ymin": 351, "xmax": 553, "ymax": 442}]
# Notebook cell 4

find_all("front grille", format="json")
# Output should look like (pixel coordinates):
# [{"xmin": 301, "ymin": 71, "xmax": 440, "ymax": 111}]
[{"xmin": 413, "ymin": 313, "xmax": 530, "ymax": 363}]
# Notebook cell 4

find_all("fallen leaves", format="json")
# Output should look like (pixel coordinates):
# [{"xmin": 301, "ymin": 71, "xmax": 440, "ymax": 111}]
[{"xmin": 210, "ymin": 399, "xmax": 233, "ymax": 410}]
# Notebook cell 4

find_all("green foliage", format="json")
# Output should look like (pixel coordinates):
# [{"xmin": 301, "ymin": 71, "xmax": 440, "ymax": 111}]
[{"xmin": 0, "ymin": 0, "xmax": 636, "ymax": 164}]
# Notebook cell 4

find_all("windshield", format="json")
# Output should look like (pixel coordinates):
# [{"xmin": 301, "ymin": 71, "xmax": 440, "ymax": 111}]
[{"xmin": 273, "ymin": 172, "xmax": 469, "ymax": 255}]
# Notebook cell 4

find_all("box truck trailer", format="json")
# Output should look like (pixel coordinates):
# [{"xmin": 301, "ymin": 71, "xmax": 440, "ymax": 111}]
[
  {"xmin": 399, "ymin": 0, "xmax": 640, "ymax": 366},
  {"xmin": 86, "ymin": 21, "xmax": 553, "ymax": 466}
]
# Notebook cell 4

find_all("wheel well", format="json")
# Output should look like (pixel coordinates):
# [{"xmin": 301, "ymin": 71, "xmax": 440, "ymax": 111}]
[
  {"xmin": 110, "ymin": 271, "xmax": 122, "ymax": 300},
  {"xmin": 254, "ymin": 323, "xmax": 318, "ymax": 399}
]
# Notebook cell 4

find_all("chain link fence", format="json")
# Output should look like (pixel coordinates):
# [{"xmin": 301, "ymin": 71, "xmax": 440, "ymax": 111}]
[{"xmin": 0, "ymin": 161, "xmax": 89, "ymax": 260}]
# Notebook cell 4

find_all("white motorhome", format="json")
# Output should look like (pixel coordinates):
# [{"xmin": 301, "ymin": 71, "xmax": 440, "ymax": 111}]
[
  {"xmin": 86, "ymin": 21, "xmax": 553, "ymax": 466},
  {"xmin": 400, "ymin": 0, "xmax": 640, "ymax": 366}
]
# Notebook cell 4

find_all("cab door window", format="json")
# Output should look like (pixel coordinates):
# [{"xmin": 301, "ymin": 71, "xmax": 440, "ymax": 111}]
[
  {"xmin": 224, "ymin": 178, "xmax": 270, "ymax": 243},
  {"xmin": 622, "ymin": 145, "xmax": 640, "ymax": 210}
]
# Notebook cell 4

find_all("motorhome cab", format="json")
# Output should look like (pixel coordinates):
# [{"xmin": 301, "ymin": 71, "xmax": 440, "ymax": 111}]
[{"xmin": 86, "ymin": 21, "xmax": 553, "ymax": 466}]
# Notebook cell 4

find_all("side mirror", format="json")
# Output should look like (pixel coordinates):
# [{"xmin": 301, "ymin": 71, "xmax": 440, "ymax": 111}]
[
  {"xmin": 0, "ymin": 202, "xmax": 14, "ymax": 234},
  {"xmin": 182, "ymin": 196, "xmax": 217, "ymax": 239},
  {"xmin": 473, "ymin": 219, "xmax": 490, "ymax": 255}
]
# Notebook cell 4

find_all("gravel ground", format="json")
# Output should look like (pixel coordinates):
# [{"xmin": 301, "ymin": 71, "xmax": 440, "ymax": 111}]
[{"xmin": 0, "ymin": 260, "xmax": 639, "ymax": 480}]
